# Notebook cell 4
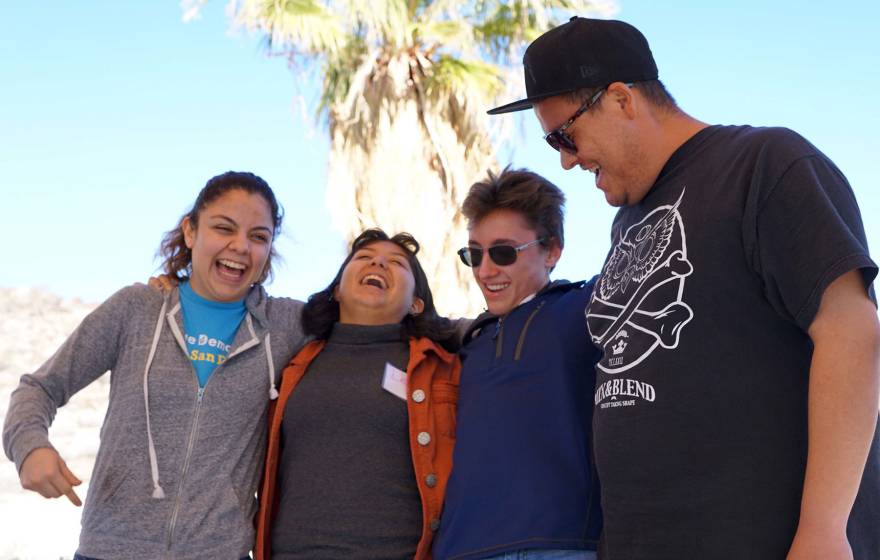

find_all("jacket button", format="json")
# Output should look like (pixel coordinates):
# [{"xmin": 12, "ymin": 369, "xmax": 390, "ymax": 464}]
[
  {"xmin": 429, "ymin": 518, "xmax": 440, "ymax": 531},
  {"xmin": 412, "ymin": 389, "xmax": 426, "ymax": 403},
  {"xmin": 425, "ymin": 473, "xmax": 438, "ymax": 488},
  {"xmin": 417, "ymin": 431, "xmax": 431, "ymax": 446}
]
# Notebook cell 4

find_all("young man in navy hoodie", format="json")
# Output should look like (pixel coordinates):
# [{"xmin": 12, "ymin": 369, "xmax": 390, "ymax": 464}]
[{"xmin": 433, "ymin": 168, "xmax": 602, "ymax": 560}]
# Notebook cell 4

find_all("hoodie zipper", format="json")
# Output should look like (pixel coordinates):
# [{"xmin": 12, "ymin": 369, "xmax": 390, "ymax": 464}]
[
  {"xmin": 493, "ymin": 317, "xmax": 505, "ymax": 359},
  {"xmin": 165, "ymin": 385, "xmax": 205, "ymax": 552},
  {"xmin": 491, "ymin": 300, "xmax": 546, "ymax": 362},
  {"xmin": 159, "ymin": 299, "xmax": 262, "ymax": 554},
  {"xmin": 514, "ymin": 301, "xmax": 545, "ymax": 360}
]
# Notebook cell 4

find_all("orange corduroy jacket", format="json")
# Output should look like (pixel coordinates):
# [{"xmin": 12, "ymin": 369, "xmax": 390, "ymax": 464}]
[{"xmin": 254, "ymin": 336, "xmax": 460, "ymax": 560}]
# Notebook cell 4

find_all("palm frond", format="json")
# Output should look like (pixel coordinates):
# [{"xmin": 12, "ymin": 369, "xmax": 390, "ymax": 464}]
[
  {"xmin": 411, "ymin": 19, "xmax": 475, "ymax": 53},
  {"xmin": 232, "ymin": 0, "xmax": 346, "ymax": 55},
  {"xmin": 426, "ymin": 56, "xmax": 504, "ymax": 101},
  {"xmin": 342, "ymin": 0, "xmax": 411, "ymax": 48}
]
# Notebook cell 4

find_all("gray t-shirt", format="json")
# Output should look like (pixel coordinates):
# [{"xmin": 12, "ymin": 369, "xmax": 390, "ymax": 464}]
[{"xmin": 271, "ymin": 322, "xmax": 422, "ymax": 559}]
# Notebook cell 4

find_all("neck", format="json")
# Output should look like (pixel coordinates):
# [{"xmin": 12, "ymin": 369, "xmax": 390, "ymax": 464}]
[
  {"xmin": 656, "ymin": 110, "xmax": 708, "ymax": 164},
  {"xmin": 636, "ymin": 109, "xmax": 708, "ymax": 197},
  {"xmin": 339, "ymin": 307, "xmax": 403, "ymax": 326}
]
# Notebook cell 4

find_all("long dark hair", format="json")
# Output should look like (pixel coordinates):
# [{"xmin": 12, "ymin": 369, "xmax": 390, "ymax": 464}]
[
  {"xmin": 158, "ymin": 171, "xmax": 284, "ymax": 283},
  {"xmin": 302, "ymin": 228, "xmax": 459, "ymax": 352}
]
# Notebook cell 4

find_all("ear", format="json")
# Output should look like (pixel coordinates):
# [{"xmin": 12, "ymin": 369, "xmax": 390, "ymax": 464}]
[
  {"xmin": 544, "ymin": 239, "xmax": 563, "ymax": 271},
  {"xmin": 181, "ymin": 217, "xmax": 196, "ymax": 249},
  {"xmin": 607, "ymin": 81, "xmax": 638, "ymax": 119},
  {"xmin": 410, "ymin": 297, "xmax": 425, "ymax": 316}
]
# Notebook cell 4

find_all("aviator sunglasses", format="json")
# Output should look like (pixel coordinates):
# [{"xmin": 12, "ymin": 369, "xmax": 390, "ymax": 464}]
[
  {"xmin": 544, "ymin": 83, "xmax": 633, "ymax": 154},
  {"xmin": 457, "ymin": 238, "xmax": 545, "ymax": 268}
]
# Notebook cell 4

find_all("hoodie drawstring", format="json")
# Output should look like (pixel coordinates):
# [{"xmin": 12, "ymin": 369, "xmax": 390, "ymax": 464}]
[
  {"xmin": 264, "ymin": 333, "xmax": 279, "ymax": 400},
  {"xmin": 143, "ymin": 300, "xmax": 167, "ymax": 499}
]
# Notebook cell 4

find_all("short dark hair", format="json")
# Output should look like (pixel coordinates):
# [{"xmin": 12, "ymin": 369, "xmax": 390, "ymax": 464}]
[
  {"xmin": 302, "ymin": 228, "xmax": 459, "ymax": 352},
  {"xmin": 158, "ymin": 171, "xmax": 284, "ymax": 283},
  {"xmin": 567, "ymin": 79, "xmax": 678, "ymax": 112},
  {"xmin": 463, "ymin": 167, "xmax": 565, "ymax": 250}
]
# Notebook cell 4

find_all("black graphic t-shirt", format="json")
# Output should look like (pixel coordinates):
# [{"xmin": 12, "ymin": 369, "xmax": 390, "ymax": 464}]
[{"xmin": 586, "ymin": 125, "xmax": 880, "ymax": 560}]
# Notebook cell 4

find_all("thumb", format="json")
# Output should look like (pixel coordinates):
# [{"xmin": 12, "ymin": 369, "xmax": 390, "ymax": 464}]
[{"xmin": 58, "ymin": 457, "xmax": 82, "ymax": 486}]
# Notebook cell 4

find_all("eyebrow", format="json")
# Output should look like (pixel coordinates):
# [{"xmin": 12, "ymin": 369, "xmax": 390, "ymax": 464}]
[
  {"xmin": 468, "ymin": 238, "xmax": 519, "ymax": 247},
  {"xmin": 359, "ymin": 246, "xmax": 410, "ymax": 261},
  {"xmin": 209, "ymin": 214, "xmax": 273, "ymax": 233}
]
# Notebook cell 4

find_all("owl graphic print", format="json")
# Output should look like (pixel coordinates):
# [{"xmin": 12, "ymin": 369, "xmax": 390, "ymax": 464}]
[{"xmin": 587, "ymin": 189, "xmax": 693, "ymax": 407}]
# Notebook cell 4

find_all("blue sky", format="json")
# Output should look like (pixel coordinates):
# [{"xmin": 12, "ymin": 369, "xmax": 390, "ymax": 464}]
[{"xmin": 2, "ymin": 1, "xmax": 878, "ymax": 306}]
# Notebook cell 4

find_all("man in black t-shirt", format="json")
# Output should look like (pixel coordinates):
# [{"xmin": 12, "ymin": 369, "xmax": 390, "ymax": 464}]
[{"xmin": 488, "ymin": 16, "xmax": 880, "ymax": 560}]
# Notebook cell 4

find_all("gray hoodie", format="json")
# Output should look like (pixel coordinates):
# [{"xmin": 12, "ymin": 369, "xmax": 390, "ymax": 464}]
[{"xmin": 3, "ymin": 283, "xmax": 306, "ymax": 559}]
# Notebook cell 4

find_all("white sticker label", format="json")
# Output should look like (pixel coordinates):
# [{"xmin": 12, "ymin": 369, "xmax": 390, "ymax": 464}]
[{"xmin": 381, "ymin": 362, "xmax": 408, "ymax": 401}]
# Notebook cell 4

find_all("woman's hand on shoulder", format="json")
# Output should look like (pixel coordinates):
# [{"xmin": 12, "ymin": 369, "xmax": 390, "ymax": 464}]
[
  {"xmin": 148, "ymin": 274, "xmax": 178, "ymax": 293},
  {"xmin": 19, "ymin": 447, "xmax": 83, "ymax": 506}
]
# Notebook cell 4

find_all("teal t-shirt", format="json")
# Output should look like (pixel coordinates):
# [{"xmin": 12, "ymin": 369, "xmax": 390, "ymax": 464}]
[{"xmin": 178, "ymin": 282, "xmax": 247, "ymax": 387}]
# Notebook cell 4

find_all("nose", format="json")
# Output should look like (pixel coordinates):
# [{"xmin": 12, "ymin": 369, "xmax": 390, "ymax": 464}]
[
  {"xmin": 228, "ymin": 231, "xmax": 251, "ymax": 254},
  {"xmin": 370, "ymin": 254, "xmax": 388, "ymax": 269},
  {"xmin": 475, "ymin": 255, "xmax": 499, "ymax": 280},
  {"xmin": 561, "ymin": 149, "xmax": 579, "ymax": 170}
]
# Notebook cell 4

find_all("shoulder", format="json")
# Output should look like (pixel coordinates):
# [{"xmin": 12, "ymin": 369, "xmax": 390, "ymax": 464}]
[
  {"xmin": 541, "ymin": 278, "xmax": 593, "ymax": 305},
  {"xmin": 94, "ymin": 282, "xmax": 163, "ymax": 318},
  {"xmin": 264, "ymin": 295, "xmax": 306, "ymax": 319},
  {"xmin": 411, "ymin": 336, "xmax": 459, "ymax": 367},
  {"xmin": 246, "ymin": 286, "xmax": 303, "ymax": 325},
  {"xmin": 113, "ymin": 282, "xmax": 163, "ymax": 303},
  {"xmin": 258, "ymin": 292, "xmax": 310, "ymax": 351},
  {"xmin": 714, "ymin": 125, "xmax": 823, "ymax": 163},
  {"xmin": 463, "ymin": 312, "xmax": 498, "ymax": 345}
]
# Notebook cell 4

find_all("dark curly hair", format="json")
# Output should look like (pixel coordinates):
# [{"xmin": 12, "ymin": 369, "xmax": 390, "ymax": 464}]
[
  {"xmin": 302, "ymin": 228, "xmax": 459, "ymax": 352},
  {"xmin": 158, "ymin": 171, "xmax": 284, "ymax": 283}
]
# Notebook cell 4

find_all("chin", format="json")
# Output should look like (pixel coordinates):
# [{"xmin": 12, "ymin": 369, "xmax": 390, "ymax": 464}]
[
  {"xmin": 602, "ymin": 189, "xmax": 626, "ymax": 207},
  {"xmin": 488, "ymin": 302, "xmax": 513, "ymax": 316}
]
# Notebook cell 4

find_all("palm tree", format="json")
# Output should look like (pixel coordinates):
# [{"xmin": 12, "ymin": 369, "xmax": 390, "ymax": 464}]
[{"xmin": 187, "ymin": 0, "xmax": 611, "ymax": 316}]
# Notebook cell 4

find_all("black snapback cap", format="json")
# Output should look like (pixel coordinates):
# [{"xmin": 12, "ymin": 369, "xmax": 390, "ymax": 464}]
[{"xmin": 488, "ymin": 17, "xmax": 658, "ymax": 115}]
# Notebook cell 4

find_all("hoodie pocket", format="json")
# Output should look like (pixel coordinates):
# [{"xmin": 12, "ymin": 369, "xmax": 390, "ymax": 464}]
[
  {"xmin": 177, "ymin": 472, "xmax": 253, "ymax": 550},
  {"xmin": 91, "ymin": 465, "xmax": 129, "ymax": 506},
  {"xmin": 81, "ymin": 466, "xmax": 165, "ymax": 539}
]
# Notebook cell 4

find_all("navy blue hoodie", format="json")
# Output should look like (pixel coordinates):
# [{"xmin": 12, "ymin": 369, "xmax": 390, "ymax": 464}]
[{"xmin": 434, "ymin": 279, "xmax": 603, "ymax": 560}]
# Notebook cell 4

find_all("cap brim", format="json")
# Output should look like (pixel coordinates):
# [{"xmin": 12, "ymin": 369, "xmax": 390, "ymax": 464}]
[
  {"xmin": 487, "ymin": 88, "xmax": 579, "ymax": 115},
  {"xmin": 487, "ymin": 97, "xmax": 536, "ymax": 115}
]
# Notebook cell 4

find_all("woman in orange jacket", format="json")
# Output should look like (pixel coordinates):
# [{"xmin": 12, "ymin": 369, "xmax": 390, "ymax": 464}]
[{"xmin": 255, "ymin": 229, "xmax": 461, "ymax": 560}]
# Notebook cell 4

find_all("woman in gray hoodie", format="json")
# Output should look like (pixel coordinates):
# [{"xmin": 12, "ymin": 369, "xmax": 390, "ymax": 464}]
[{"xmin": 3, "ymin": 171, "xmax": 307, "ymax": 559}]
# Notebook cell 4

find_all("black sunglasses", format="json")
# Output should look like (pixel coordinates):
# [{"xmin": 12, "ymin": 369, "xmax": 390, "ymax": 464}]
[
  {"xmin": 543, "ymin": 88, "xmax": 606, "ymax": 154},
  {"xmin": 543, "ymin": 83, "xmax": 633, "ymax": 154},
  {"xmin": 457, "ymin": 238, "xmax": 545, "ymax": 268}
]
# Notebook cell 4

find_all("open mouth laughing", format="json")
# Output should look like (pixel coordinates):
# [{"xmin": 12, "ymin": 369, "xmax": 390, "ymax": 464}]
[
  {"xmin": 360, "ymin": 273, "xmax": 388, "ymax": 290},
  {"xmin": 216, "ymin": 258, "xmax": 248, "ymax": 281}
]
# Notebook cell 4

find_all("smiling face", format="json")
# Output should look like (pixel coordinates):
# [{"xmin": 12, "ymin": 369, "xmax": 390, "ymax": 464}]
[
  {"xmin": 182, "ymin": 189, "xmax": 274, "ymax": 302},
  {"xmin": 335, "ymin": 240, "xmax": 425, "ymax": 326},
  {"xmin": 468, "ymin": 209, "xmax": 561, "ymax": 315},
  {"xmin": 533, "ymin": 84, "xmax": 653, "ymax": 207}
]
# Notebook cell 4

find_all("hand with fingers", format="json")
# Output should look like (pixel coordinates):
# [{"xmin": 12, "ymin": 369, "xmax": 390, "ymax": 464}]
[
  {"xmin": 19, "ymin": 447, "xmax": 83, "ymax": 506},
  {"xmin": 147, "ymin": 274, "xmax": 178, "ymax": 293}
]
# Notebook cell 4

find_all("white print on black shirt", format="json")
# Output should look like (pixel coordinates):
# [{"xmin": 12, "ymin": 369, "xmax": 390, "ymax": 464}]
[
  {"xmin": 594, "ymin": 378, "xmax": 656, "ymax": 409},
  {"xmin": 587, "ymin": 189, "xmax": 693, "ymax": 386}
]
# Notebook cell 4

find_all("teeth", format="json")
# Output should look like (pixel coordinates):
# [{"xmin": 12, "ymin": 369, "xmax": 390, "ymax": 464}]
[
  {"xmin": 486, "ymin": 283, "xmax": 509, "ymax": 292},
  {"xmin": 218, "ymin": 259, "xmax": 246, "ymax": 270},
  {"xmin": 362, "ymin": 274, "xmax": 387, "ymax": 289}
]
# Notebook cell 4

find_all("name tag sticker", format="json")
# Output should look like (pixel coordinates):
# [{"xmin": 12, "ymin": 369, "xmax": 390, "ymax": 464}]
[{"xmin": 381, "ymin": 362, "xmax": 408, "ymax": 401}]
